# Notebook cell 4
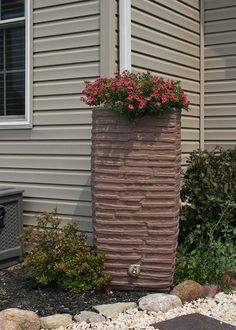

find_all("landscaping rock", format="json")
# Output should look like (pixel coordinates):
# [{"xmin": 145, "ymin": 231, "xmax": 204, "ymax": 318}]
[
  {"xmin": 40, "ymin": 314, "xmax": 72, "ymax": 329},
  {"xmin": 0, "ymin": 318, "xmax": 9, "ymax": 330},
  {"xmin": 0, "ymin": 308, "xmax": 40, "ymax": 330},
  {"xmin": 203, "ymin": 284, "xmax": 220, "ymax": 298},
  {"xmin": 93, "ymin": 302, "xmax": 137, "ymax": 318},
  {"xmin": 170, "ymin": 280, "xmax": 207, "ymax": 302},
  {"xmin": 138, "ymin": 293, "xmax": 182, "ymax": 313},
  {"xmin": 222, "ymin": 270, "xmax": 236, "ymax": 290},
  {"xmin": 74, "ymin": 311, "xmax": 106, "ymax": 323}
]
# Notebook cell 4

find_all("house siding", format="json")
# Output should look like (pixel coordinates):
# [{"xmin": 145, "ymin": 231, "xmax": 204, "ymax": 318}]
[
  {"xmin": 1, "ymin": 0, "xmax": 236, "ymax": 240},
  {"xmin": 131, "ymin": 0, "xmax": 200, "ymax": 166},
  {"xmin": 0, "ymin": 0, "xmax": 100, "ymax": 240},
  {"xmin": 204, "ymin": 0, "xmax": 236, "ymax": 149}
]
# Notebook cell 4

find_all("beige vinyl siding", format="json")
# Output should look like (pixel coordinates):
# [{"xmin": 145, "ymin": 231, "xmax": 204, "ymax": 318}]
[
  {"xmin": 131, "ymin": 0, "xmax": 200, "ymax": 166},
  {"xmin": 204, "ymin": 0, "xmax": 236, "ymax": 149},
  {"xmin": 0, "ymin": 0, "xmax": 100, "ymax": 240},
  {"xmin": 100, "ymin": 0, "xmax": 117, "ymax": 76}
]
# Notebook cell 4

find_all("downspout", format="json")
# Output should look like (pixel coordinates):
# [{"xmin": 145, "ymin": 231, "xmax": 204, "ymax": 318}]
[
  {"xmin": 119, "ymin": 0, "xmax": 131, "ymax": 73},
  {"xmin": 200, "ymin": 0, "xmax": 205, "ymax": 150}
]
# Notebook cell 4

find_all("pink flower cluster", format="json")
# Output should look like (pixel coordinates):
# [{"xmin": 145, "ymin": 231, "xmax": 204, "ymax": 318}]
[{"xmin": 80, "ymin": 71, "xmax": 190, "ymax": 120}]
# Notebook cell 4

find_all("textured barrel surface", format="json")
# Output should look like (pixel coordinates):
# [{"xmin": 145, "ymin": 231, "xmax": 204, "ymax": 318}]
[{"xmin": 92, "ymin": 107, "xmax": 181, "ymax": 290}]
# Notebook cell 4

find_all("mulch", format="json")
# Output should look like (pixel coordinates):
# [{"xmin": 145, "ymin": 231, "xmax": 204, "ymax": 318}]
[{"xmin": 0, "ymin": 264, "xmax": 148, "ymax": 316}]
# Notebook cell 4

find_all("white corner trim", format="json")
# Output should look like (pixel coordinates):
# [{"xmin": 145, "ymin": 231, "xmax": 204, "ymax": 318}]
[{"xmin": 119, "ymin": 0, "xmax": 131, "ymax": 73}]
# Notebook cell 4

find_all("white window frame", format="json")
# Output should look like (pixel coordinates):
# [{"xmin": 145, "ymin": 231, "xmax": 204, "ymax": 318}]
[{"xmin": 0, "ymin": 0, "xmax": 32, "ymax": 129}]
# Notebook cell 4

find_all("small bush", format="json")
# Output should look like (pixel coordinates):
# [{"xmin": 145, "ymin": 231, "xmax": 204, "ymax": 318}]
[
  {"xmin": 175, "ymin": 148, "xmax": 236, "ymax": 286},
  {"xmin": 175, "ymin": 226, "xmax": 236, "ymax": 285},
  {"xmin": 18, "ymin": 210, "xmax": 111, "ymax": 292},
  {"xmin": 179, "ymin": 148, "xmax": 236, "ymax": 245}
]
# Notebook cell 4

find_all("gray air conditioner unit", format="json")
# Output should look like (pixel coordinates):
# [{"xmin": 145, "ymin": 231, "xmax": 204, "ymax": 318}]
[{"xmin": 0, "ymin": 187, "xmax": 24, "ymax": 269}]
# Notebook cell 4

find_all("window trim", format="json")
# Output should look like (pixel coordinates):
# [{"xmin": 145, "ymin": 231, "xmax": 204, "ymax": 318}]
[{"xmin": 0, "ymin": 0, "xmax": 32, "ymax": 129}]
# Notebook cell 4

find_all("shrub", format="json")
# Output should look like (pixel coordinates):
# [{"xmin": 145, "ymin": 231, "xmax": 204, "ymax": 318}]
[
  {"xmin": 175, "ymin": 148, "xmax": 236, "ymax": 286},
  {"xmin": 179, "ymin": 148, "xmax": 236, "ymax": 245},
  {"xmin": 80, "ymin": 70, "xmax": 190, "ymax": 120},
  {"xmin": 17, "ymin": 210, "xmax": 111, "ymax": 292},
  {"xmin": 175, "ymin": 226, "xmax": 236, "ymax": 286}
]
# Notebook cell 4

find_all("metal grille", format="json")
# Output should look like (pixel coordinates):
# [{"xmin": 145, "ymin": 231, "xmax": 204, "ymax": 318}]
[{"xmin": 0, "ymin": 201, "xmax": 19, "ymax": 250}]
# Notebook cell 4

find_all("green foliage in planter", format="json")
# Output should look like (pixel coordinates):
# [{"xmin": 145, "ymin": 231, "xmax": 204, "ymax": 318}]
[
  {"xmin": 17, "ymin": 210, "xmax": 111, "ymax": 292},
  {"xmin": 175, "ymin": 148, "xmax": 236, "ymax": 286}
]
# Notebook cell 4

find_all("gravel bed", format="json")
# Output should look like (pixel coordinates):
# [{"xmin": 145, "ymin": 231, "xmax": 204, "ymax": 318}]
[{"xmin": 64, "ymin": 292, "xmax": 236, "ymax": 330}]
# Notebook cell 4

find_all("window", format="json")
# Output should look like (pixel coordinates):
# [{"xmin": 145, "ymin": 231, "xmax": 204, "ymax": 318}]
[{"xmin": 0, "ymin": 0, "xmax": 31, "ymax": 128}]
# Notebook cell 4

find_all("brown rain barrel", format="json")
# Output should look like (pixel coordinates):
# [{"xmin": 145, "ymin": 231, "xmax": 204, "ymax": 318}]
[{"xmin": 91, "ymin": 107, "xmax": 181, "ymax": 291}]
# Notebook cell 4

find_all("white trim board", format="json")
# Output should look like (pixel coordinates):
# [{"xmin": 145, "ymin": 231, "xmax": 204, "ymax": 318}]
[{"xmin": 119, "ymin": 0, "xmax": 131, "ymax": 73}]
